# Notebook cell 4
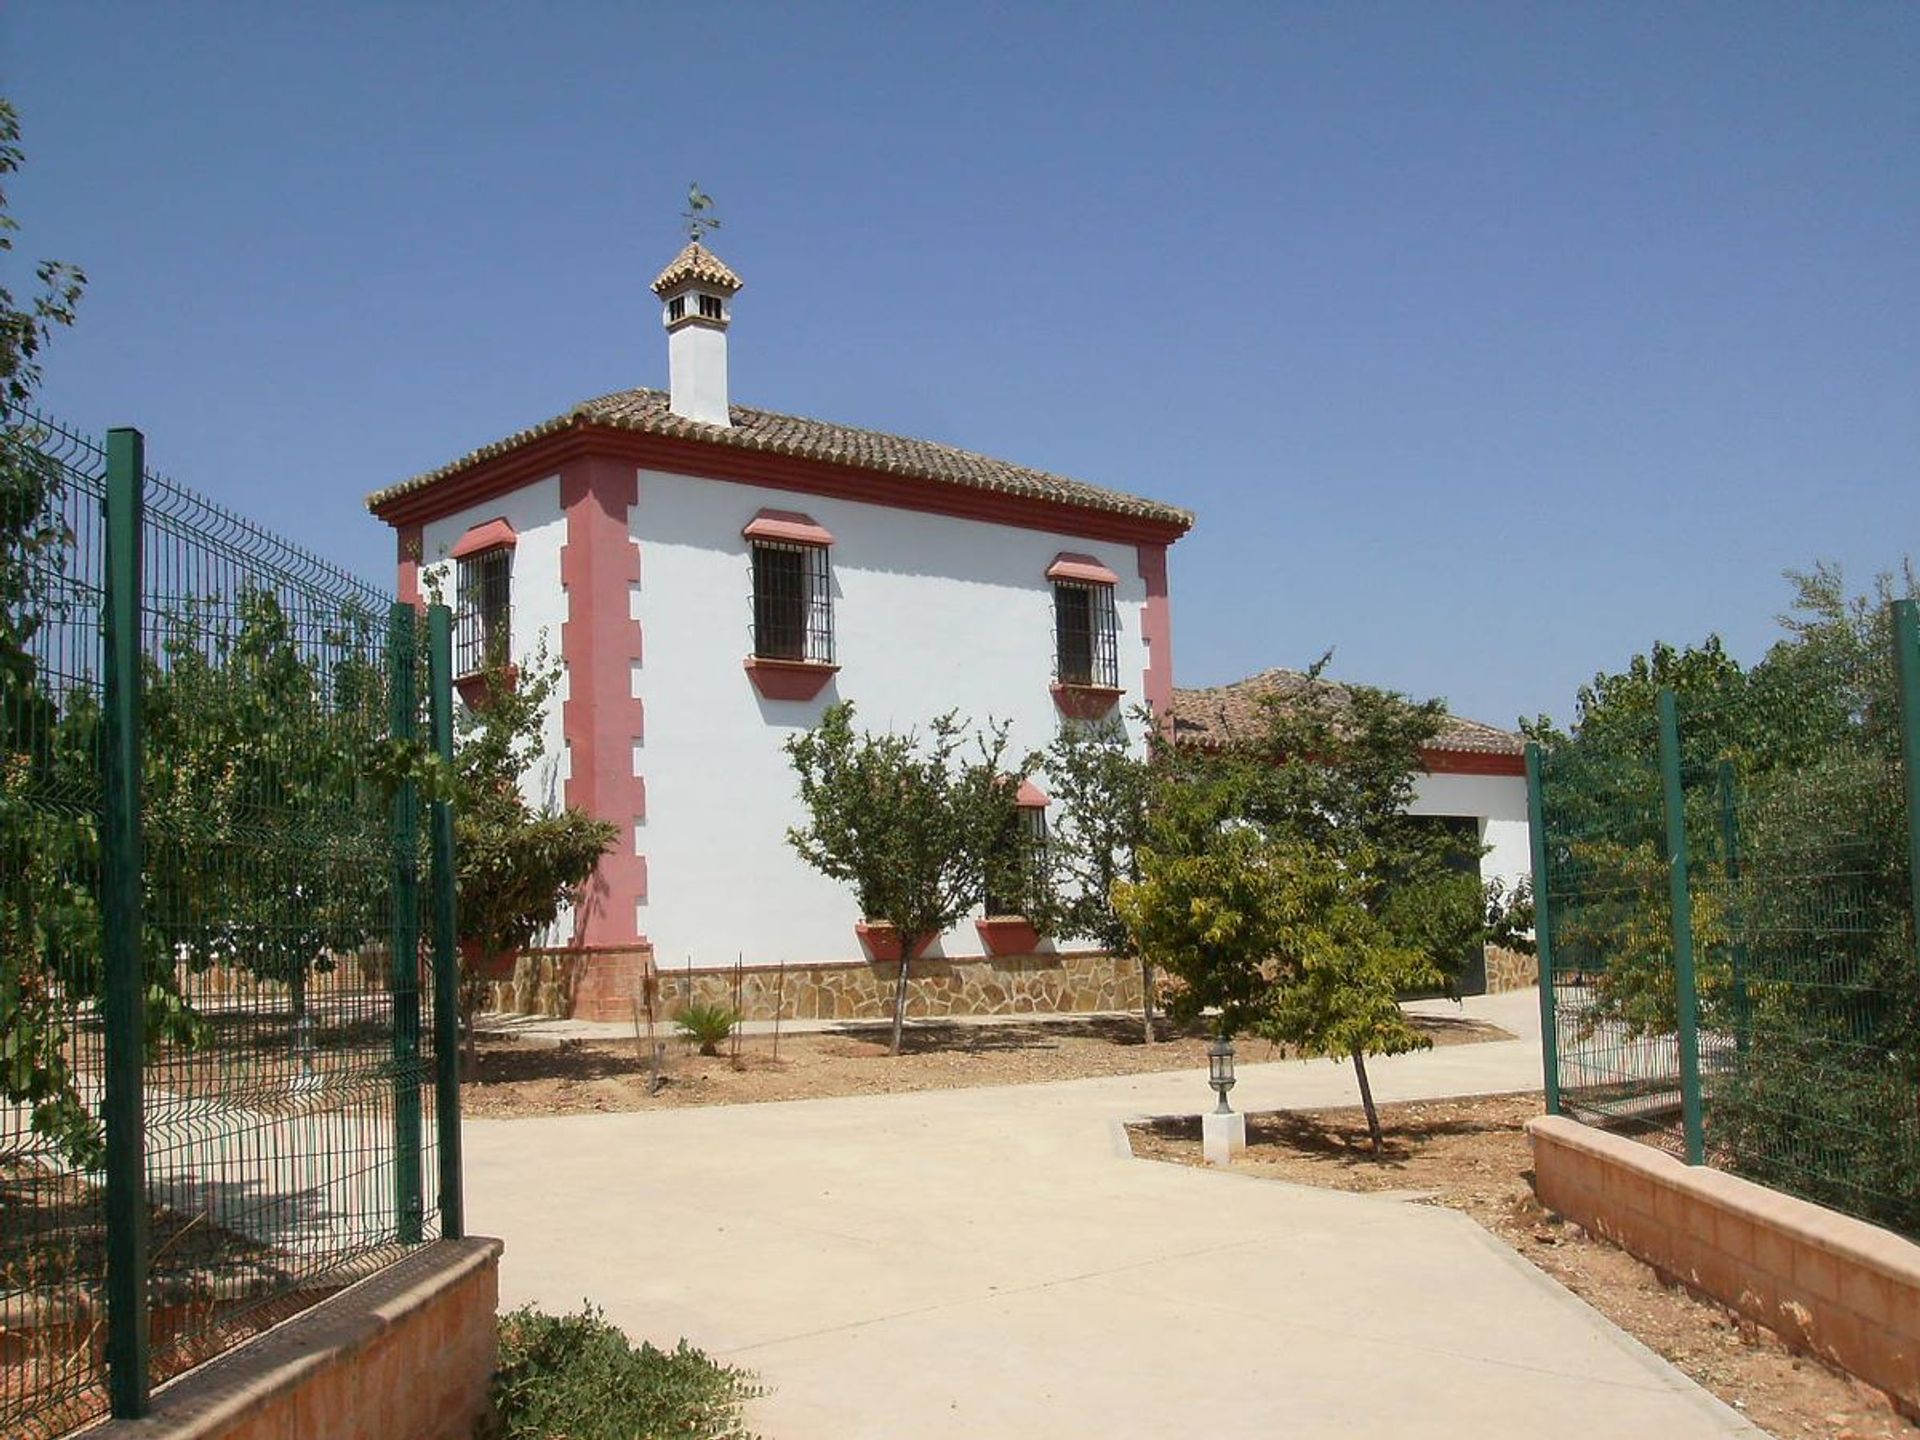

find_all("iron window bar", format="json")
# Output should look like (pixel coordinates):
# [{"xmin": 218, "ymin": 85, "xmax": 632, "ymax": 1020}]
[
  {"xmin": 750, "ymin": 541, "xmax": 833, "ymax": 664},
  {"xmin": 454, "ymin": 548, "xmax": 512, "ymax": 677},
  {"xmin": 1053, "ymin": 580, "xmax": 1118, "ymax": 689}
]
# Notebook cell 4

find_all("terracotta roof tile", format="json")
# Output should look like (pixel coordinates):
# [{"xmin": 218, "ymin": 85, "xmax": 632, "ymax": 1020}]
[
  {"xmin": 366, "ymin": 388, "xmax": 1195, "ymax": 528},
  {"xmin": 651, "ymin": 242, "xmax": 744, "ymax": 295},
  {"xmin": 1170, "ymin": 668, "xmax": 1523, "ymax": 756}
]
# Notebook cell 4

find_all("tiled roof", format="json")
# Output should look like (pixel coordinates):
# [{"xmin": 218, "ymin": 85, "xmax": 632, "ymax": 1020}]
[
  {"xmin": 1170, "ymin": 668, "xmax": 1524, "ymax": 756},
  {"xmin": 365, "ymin": 388, "xmax": 1196, "ymax": 528},
  {"xmin": 651, "ymin": 242, "xmax": 744, "ymax": 295}
]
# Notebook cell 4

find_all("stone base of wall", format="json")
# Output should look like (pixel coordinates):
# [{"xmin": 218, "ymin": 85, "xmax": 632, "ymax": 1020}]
[
  {"xmin": 87, "ymin": 1237, "xmax": 503, "ymax": 1440},
  {"xmin": 486, "ymin": 947, "xmax": 1152, "ymax": 1024},
  {"xmin": 1484, "ymin": 945, "xmax": 1537, "ymax": 992},
  {"xmin": 650, "ymin": 949, "xmax": 1148, "ymax": 1023},
  {"xmin": 1529, "ymin": 1115, "xmax": 1920, "ymax": 1417}
]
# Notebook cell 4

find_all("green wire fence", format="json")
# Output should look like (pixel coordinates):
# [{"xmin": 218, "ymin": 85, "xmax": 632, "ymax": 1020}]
[
  {"xmin": 1530, "ymin": 599, "xmax": 1920, "ymax": 1237},
  {"xmin": 1, "ymin": 407, "xmax": 462, "ymax": 1435}
]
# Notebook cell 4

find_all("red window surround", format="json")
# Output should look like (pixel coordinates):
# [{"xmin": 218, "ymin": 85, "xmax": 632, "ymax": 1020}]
[
  {"xmin": 978, "ymin": 782, "xmax": 1049, "ymax": 955},
  {"xmin": 1048, "ymin": 553, "xmax": 1123, "ymax": 718},
  {"xmin": 743, "ymin": 509, "xmax": 839, "ymax": 700}
]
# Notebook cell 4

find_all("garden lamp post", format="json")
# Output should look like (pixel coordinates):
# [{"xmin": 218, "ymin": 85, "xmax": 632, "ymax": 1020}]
[
  {"xmin": 1207, "ymin": 1036, "xmax": 1236, "ymax": 1114},
  {"xmin": 1201, "ymin": 1033, "xmax": 1246, "ymax": 1166}
]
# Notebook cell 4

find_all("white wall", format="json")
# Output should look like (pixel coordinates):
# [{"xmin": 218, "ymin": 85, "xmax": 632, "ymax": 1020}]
[
  {"xmin": 632, "ymin": 468, "xmax": 1152, "ymax": 967},
  {"xmin": 1407, "ymin": 770, "xmax": 1531, "ymax": 893},
  {"xmin": 417, "ymin": 475, "xmax": 569, "ymax": 814}
]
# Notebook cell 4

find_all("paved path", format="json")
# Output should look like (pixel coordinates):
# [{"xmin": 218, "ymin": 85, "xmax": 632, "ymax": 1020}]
[{"xmin": 464, "ymin": 991, "xmax": 1756, "ymax": 1438}]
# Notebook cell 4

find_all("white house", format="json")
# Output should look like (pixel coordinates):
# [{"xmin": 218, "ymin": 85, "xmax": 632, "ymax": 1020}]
[
  {"xmin": 367, "ymin": 240, "xmax": 1194, "ymax": 1020},
  {"xmin": 1169, "ymin": 668, "xmax": 1533, "ymax": 995}
]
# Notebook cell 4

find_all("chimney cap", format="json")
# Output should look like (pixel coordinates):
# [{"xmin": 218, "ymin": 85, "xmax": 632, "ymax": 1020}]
[{"xmin": 652, "ymin": 241, "xmax": 744, "ymax": 297}]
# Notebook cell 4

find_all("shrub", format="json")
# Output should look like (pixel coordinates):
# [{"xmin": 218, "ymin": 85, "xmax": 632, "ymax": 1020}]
[
  {"xmin": 675, "ymin": 1001, "xmax": 739, "ymax": 1057},
  {"xmin": 490, "ymin": 1303, "xmax": 761, "ymax": 1440}
]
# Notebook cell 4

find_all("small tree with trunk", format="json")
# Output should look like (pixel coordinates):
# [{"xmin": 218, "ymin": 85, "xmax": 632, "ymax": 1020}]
[
  {"xmin": 1235, "ymin": 665, "xmax": 1490, "ymax": 1154},
  {"xmin": 449, "ymin": 645, "xmax": 616, "ymax": 1071},
  {"xmin": 1030, "ymin": 712, "xmax": 1162, "ymax": 1042},
  {"xmin": 785, "ymin": 701, "xmax": 1032, "ymax": 1055}
]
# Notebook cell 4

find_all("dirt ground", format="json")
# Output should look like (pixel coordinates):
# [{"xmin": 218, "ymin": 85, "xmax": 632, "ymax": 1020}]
[
  {"xmin": 460, "ymin": 1010, "xmax": 1509, "ymax": 1118},
  {"xmin": 1127, "ymin": 1092, "xmax": 1916, "ymax": 1440}
]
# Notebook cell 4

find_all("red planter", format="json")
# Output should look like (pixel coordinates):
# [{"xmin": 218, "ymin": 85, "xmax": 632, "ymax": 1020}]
[
  {"xmin": 855, "ymin": 922, "xmax": 935, "ymax": 964},
  {"xmin": 975, "ymin": 917, "xmax": 1042, "ymax": 956}
]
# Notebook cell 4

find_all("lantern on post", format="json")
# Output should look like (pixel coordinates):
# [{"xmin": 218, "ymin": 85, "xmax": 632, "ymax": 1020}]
[{"xmin": 1207, "ymin": 1036, "xmax": 1236, "ymax": 1114}]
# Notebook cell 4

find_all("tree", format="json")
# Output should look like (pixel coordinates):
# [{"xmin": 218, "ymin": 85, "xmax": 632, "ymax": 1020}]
[
  {"xmin": 1235, "ymin": 667, "xmax": 1492, "ymax": 1151},
  {"xmin": 785, "ymin": 701, "xmax": 1032, "ymax": 1055},
  {"xmin": 448, "ymin": 645, "xmax": 617, "ymax": 1071},
  {"xmin": 141, "ymin": 591, "xmax": 387, "ymax": 1030},
  {"xmin": 0, "ymin": 95, "xmax": 124, "ymax": 1166},
  {"xmin": 1029, "ymin": 712, "xmax": 1162, "ymax": 1042}
]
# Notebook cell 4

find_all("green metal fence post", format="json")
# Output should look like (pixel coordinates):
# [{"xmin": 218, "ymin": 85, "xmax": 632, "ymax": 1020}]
[
  {"xmin": 1657, "ymin": 689, "xmax": 1707, "ymax": 1166},
  {"xmin": 387, "ymin": 604, "xmax": 425, "ymax": 1243},
  {"xmin": 1890, "ymin": 601, "xmax": 1920, "ymax": 981},
  {"xmin": 426, "ymin": 604, "xmax": 464, "ymax": 1239},
  {"xmin": 1523, "ymin": 743, "xmax": 1561, "ymax": 1114},
  {"xmin": 1717, "ymin": 758, "xmax": 1750, "ymax": 1057},
  {"xmin": 101, "ymin": 428, "xmax": 150, "ymax": 1417}
]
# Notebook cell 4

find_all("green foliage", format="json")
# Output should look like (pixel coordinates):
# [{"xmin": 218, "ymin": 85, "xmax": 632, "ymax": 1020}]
[
  {"xmin": 450, "ymin": 643, "xmax": 617, "ymax": 1031},
  {"xmin": 1538, "ymin": 562, "xmax": 1920, "ymax": 1231},
  {"xmin": 675, "ymin": 1001, "xmax": 739, "ymax": 1057},
  {"xmin": 491, "ymin": 1304, "xmax": 762, "ymax": 1440},
  {"xmin": 1028, "ymin": 711, "xmax": 1162, "ymax": 1035},
  {"xmin": 785, "ymin": 701, "xmax": 1034, "ymax": 1053},
  {"xmin": 1112, "ymin": 667, "xmax": 1494, "ymax": 1150}
]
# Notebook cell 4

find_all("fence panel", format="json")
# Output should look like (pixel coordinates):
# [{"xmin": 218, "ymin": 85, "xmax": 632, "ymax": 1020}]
[
  {"xmin": 1, "ymin": 407, "xmax": 459, "ymax": 1435},
  {"xmin": 1531, "ymin": 604, "xmax": 1920, "ymax": 1237}
]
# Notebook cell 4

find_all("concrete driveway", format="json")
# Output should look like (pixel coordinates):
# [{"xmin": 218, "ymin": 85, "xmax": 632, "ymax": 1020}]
[{"xmin": 464, "ymin": 992, "xmax": 1755, "ymax": 1438}]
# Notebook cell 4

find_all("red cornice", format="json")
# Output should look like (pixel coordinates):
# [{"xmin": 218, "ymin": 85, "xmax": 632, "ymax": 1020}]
[
  {"xmin": 371, "ymin": 420, "xmax": 1191, "ymax": 546},
  {"xmin": 1419, "ymin": 747, "xmax": 1526, "ymax": 777}
]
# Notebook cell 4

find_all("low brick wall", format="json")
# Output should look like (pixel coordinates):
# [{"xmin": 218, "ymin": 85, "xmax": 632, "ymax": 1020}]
[
  {"xmin": 87, "ymin": 1237, "xmax": 503, "ymax": 1440},
  {"xmin": 1528, "ymin": 1115, "xmax": 1920, "ymax": 1414}
]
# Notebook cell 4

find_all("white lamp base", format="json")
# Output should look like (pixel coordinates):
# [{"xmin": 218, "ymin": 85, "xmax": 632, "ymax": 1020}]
[{"xmin": 1202, "ymin": 1110, "xmax": 1246, "ymax": 1166}]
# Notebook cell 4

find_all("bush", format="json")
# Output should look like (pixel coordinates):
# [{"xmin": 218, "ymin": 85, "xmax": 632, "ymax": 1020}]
[
  {"xmin": 490, "ymin": 1304, "xmax": 761, "ymax": 1440},
  {"xmin": 675, "ymin": 1001, "xmax": 739, "ymax": 1057}
]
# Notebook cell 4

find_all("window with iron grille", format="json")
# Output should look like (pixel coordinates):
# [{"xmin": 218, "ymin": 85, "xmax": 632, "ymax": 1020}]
[
  {"xmin": 984, "ymin": 804, "xmax": 1048, "ymax": 917},
  {"xmin": 751, "ymin": 541, "xmax": 833, "ymax": 663},
  {"xmin": 698, "ymin": 292, "xmax": 725, "ymax": 320},
  {"xmin": 667, "ymin": 295, "xmax": 686, "ymax": 322},
  {"xmin": 455, "ymin": 547, "xmax": 512, "ymax": 676},
  {"xmin": 1053, "ymin": 580, "xmax": 1118, "ymax": 688}
]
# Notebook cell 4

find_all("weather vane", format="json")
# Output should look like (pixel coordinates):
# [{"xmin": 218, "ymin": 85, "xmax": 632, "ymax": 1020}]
[{"xmin": 682, "ymin": 183, "xmax": 721, "ymax": 243}]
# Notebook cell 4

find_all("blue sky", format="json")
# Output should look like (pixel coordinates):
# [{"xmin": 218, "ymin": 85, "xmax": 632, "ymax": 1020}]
[{"xmin": 5, "ymin": 3, "xmax": 1915, "ymax": 729}]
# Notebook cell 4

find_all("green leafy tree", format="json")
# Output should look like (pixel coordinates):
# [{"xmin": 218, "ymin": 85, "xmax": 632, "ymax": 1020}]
[
  {"xmin": 141, "ymin": 591, "xmax": 387, "ymax": 1029},
  {"xmin": 1236, "ymin": 667, "xmax": 1492, "ymax": 1151},
  {"xmin": 0, "ymin": 96, "xmax": 122, "ymax": 1166},
  {"xmin": 785, "ymin": 701, "xmax": 1032, "ymax": 1055},
  {"xmin": 449, "ymin": 645, "xmax": 617, "ymax": 1071},
  {"xmin": 1029, "ymin": 713, "xmax": 1163, "ymax": 1042}
]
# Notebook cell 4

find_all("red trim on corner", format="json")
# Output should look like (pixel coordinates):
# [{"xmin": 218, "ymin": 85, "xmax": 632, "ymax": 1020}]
[
  {"xmin": 449, "ymin": 516, "xmax": 518, "ymax": 559},
  {"xmin": 744, "ymin": 656, "xmax": 839, "ymax": 701},
  {"xmin": 1420, "ymin": 747, "xmax": 1527, "ymax": 777},
  {"xmin": 560, "ymin": 455, "xmax": 649, "ymax": 948},
  {"xmin": 1137, "ymin": 542, "xmax": 1173, "ymax": 723},
  {"xmin": 1046, "ymin": 552, "xmax": 1118, "ymax": 585},
  {"xmin": 372, "ymin": 423, "xmax": 1190, "ymax": 547},
  {"xmin": 397, "ymin": 524, "xmax": 423, "ymax": 608},
  {"xmin": 743, "ymin": 508, "xmax": 834, "ymax": 546}
]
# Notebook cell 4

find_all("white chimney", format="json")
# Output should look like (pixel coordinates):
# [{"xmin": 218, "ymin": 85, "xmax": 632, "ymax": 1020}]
[{"xmin": 651, "ymin": 242, "xmax": 742, "ymax": 427}]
